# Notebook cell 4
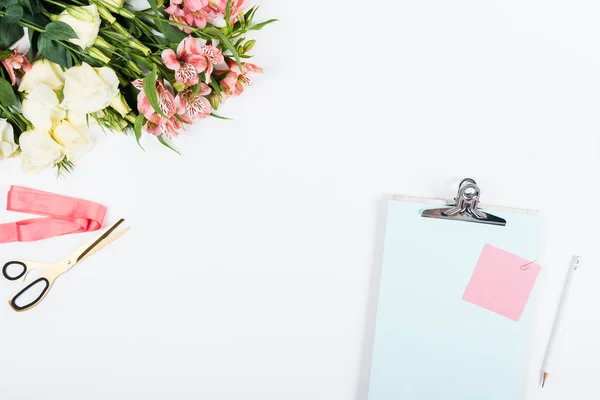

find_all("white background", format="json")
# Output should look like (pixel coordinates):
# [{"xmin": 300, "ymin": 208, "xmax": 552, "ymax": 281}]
[{"xmin": 1, "ymin": 1, "xmax": 600, "ymax": 399}]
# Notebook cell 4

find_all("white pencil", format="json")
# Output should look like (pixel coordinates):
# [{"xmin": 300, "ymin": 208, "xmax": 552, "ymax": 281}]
[{"xmin": 540, "ymin": 255, "xmax": 581, "ymax": 388}]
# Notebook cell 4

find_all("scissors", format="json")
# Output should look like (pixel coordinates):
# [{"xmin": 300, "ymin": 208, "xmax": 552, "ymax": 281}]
[{"xmin": 2, "ymin": 218, "xmax": 129, "ymax": 312}]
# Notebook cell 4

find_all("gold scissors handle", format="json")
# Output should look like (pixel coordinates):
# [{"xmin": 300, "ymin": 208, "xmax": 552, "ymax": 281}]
[
  {"xmin": 5, "ymin": 265, "xmax": 64, "ymax": 312},
  {"xmin": 2, "ymin": 260, "xmax": 55, "ymax": 282},
  {"xmin": 3, "ymin": 219, "xmax": 128, "ymax": 312}
]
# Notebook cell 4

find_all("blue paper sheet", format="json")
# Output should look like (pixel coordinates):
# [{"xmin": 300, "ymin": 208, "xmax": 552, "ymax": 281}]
[{"xmin": 368, "ymin": 199, "xmax": 540, "ymax": 400}]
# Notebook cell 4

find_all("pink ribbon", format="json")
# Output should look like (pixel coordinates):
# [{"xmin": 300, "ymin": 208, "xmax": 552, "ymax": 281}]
[{"xmin": 0, "ymin": 186, "xmax": 106, "ymax": 243}]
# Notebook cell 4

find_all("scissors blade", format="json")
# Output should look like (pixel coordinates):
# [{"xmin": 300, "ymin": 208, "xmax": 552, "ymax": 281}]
[
  {"xmin": 74, "ymin": 219, "xmax": 125, "ymax": 263},
  {"xmin": 78, "ymin": 228, "xmax": 129, "ymax": 264}
]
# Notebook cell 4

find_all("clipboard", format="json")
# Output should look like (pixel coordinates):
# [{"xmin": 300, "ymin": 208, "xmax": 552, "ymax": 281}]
[{"xmin": 368, "ymin": 179, "xmax": 541, "ymax": 400}]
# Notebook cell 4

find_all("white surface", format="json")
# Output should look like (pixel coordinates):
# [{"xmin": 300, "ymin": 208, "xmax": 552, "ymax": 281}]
[{"xmin": 1, "ymin": 1, "xmax": 599, "ymax": 399}]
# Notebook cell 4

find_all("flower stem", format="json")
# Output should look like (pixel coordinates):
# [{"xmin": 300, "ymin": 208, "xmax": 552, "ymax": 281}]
[
  {"xmin": 43, "ymin": 0, "xmax": 65, "ymax": 7},
  {"xmin": 131, "ymin": 19, "xmax": 162, "ymax": 45},
  {"xmin": 63, "ymin": 43, "xmax": 91, "ymax": 60},
  {"xmin": 136, "ymin": 13, "xmax": 210, "ymax": 39},
  {"xmin": 0, "ymin": 10, "xmax": 44, "ymax": 32},
  {"xmin": 16, "ymin": 18, "xmax": 45, "ymax": 33},
  {"xmin": 41, "ymin": 0, "xmax": 82, "ymax": 7}
]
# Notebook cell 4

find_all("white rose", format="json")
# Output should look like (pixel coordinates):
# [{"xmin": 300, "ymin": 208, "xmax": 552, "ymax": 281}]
[
  {"xmin": 18, "ymin": 59, "xmax": 65, "ymax": 93},
  {"xmin": 19, "ymin": 129, "xmax": 65, "ymax": 173},
  {"xmin": 0, "ymin": 119, "xmax": 18, "ymax": 159},
  {"xmin": 62, "ymin": 63, "xmax": 119, "ymax": 114},
  {"xmin": 66, "ymin": 111, "xmax": 92, "ymax": 128},
  {"xmin": 57, "ymin": 5, "xmax": 101, "ymax": 49},
  {"xmin": 52, "ymin": 119, "xmax": 93, "ymax": 162},
  {"xmin": 22, "ymin": 84, "xmax": 66, "ymax": 131}
]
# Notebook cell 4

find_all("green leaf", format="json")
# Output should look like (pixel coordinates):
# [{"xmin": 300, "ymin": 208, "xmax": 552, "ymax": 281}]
[
  {"xmin": 157, "ymin": 135, "xmax": 181, "ymax": 155},
  {"xmin": 225, "ymin": 0, "xmax": 231, "ymax": 29},
  {"xmin": 0, "ymin": 49, "xmax": 12, "ymax": 61},
  {"xmin": 22, "ymin": 10, "xmax": 49, "ymax": 26},
  {"xmin": 0, "ymin": 0, "xmax": 19, "ymax": 7},
  {"xmin": 210, "ymin": 113, "xmax": 232, "ymax": 120},
  {"xmin": 142, "ymin": 67, "xmax": 166, "ymax": 117},
  {"xmin": 65, "ymin": 49, "xmax": 73, "ymax": 68},
  {"xmin": 233, "ymin": 37, "xmax": 244, "ymax": 48},
  {"xmin": 22, "ymin": 9, "xmax": 48, "ymax": 61},
  {"xmin": 205, "ymin": 27, "xmax": 242, "ymax": 71},
  {"xmin": 5, "ymin": 4, "xmax": 23, "ymax": 23},
  {"xmin": 146, "ymin": 0, "xmax": 185, "ymax": 43},
  {"xmin": 43, "ymin": 21, "xmax": 77, "ymax": 41},
  {"xmin": 164, "ymin": 27, "xmax": 186, "ymax": 45},
  {"xmin": 37, "ymin": 35, "xmax": 69, "ymax": 67},
  {"xmin": 129, "ymin": 52, "xmax": 154, "ymax": 71},
  {"xmin": 249, "ymin": 19, "xmax": 278, "ymax": 31},
  {"xmin": 134, "ymin": 113, "xmax": 145, "ymax": 150},
  {"xmin": 0, "ymin": 77, "xmax": 19, "ymax": 107},
  {"xmin": 55, "ymin": 158, "xmax": 74, "ymax": 177},
  {"xmin": 0, "ymin": 20, "xmax": 24, "ymax": 48},
  {"xmin": 146, "ymin": 0, "xmax": 159, "ymax": 13},
  {"xmin": 244, "ymin": 6, "xmax": 258, "ymax": 27},
  {"xmin": 19, "ymin": 0, "xmax": 44, "ymax": 14},
  {"xmin": 18, "ymin": 0, "xmax": 32, "ymax": 14},
  {"xmin": 209, "ymin": 80, "xmax": 222, "ymax": 96}
]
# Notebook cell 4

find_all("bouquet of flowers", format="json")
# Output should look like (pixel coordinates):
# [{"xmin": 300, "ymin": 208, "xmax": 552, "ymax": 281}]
[{"xmin": 0, "ymin": 0, "xmax": 275, "ymax": 173}]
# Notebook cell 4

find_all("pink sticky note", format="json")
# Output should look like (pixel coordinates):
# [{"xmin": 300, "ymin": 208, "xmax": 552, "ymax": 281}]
[{"xmin": 463, "ymin": 244, "xmax": 541, "ymax": 321}]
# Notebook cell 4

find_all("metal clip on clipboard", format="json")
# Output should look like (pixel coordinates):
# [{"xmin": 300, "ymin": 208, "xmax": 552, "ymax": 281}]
[{"xmin": 421, "ymin": 178, "xmax": 507, "ymax": 226}]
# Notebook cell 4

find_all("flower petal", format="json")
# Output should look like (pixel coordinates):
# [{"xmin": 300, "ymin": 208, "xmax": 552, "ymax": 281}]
[
  {"xmin": 19, "ymin": 129, "xmax": 65, "ymax": 173},
  {"xmin": 182, "ymin": 0, "xmax": 205, "ymax": 12},
  {"xmin": 144, "ymin": 121, "xmax": 163, "ymax": 136},
  {"xmin": 0, "ymin": 118, "xmax": 18, "ymax": 158},
  {"xmin": 52, "ymin": 119, "xmax": 93, "ymax": 162},
  {"xmin": 1, "ymin": 60, "xmax": 17, "ymax": 86},
  {"xmin": 199, "ymin": 82, "xmax": 211, "ymax": 96},
  {"xmin": 132, "ymin": 79, "xmax": 144, "ymax": 89},
  {"xmin": 175, "ymin": 63, "xmax": 199, "ymax": 86},
  {"xmin": 61, "ymin": 63, "xmax": 119, "ymax": 114},
  {"xmin": 185, "ymin": 36, "xmax": 203, "ymax": 56},
  {"xmin": 22, "ymin": 84, "xmax": 65, "ymax": 131},
  {"xmin": 205, "ymin": 62, "xmax": 213, "ymax": 83},
  {"xmin": 18, "ymin": 59, "xmax": 65, "ymax": 93},
  {"xmin": 161, "ymin": 49, "xmax": 181, "ymax": 70},
  {"xmin": 187, "ymin": 55, "xmax": 208, "ymax": 73},
  {"xmin": 220, "ymin": 71, "xmax": 238, "ymax": 92},
  {"xmin": 177, "ymin": 37, "xmax": 188, "ymax": 58},
  {"xmin": 244, "ymin": 63, "xmax": 264, "ymax": 74}
]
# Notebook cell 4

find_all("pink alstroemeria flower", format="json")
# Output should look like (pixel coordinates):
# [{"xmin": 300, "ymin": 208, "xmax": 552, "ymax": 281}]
[
  {"xmin": 145, "ymin": 116, "xmax": 184, "ymax": 140},
  {"xmin": 220, "ymin": 59, "xmax": 263, "ymax": 97},
  {"xmin": 176, "ymin": 83, "xmax": 212, "ymax": 121},
  {"xmin": 182, "ymin": 5, "xmax": 215, "ymax": 29},
  {"xmin": 199, "ymin": 45, "xmax": 224, "ymax": 83},
  {"xmin": 161, "ymin": 37, "xmax": 208, "ymax": 87},
  {"xmin": 132, "ymin": 79, "xmax": 177, "ymax": 121},
  {"xmin": 133, "ymin": 79, "xmax": 185, "ymax": 139},
  {"xmin": 165, "ymin": 3, "xmax": 192, "ymax": 33},
  {"xmin": 1, "ymin": 48, "xmax": 32, "ymax": 86},
  {"xmin": 166, "ymin": 0, "xmax": 217, "ymax": 30},
  {"xmin": 218, "ymin": 0, "xmax": 246, "ymax": 25},
  {"xmin": 183, "ymin": 0, "xmax": 207, "ymax": 12}
]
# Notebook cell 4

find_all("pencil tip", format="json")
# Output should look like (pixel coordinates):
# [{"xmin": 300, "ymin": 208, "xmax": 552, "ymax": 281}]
[{"xmin": 541, "ymin": 372, "xmax": 549, "ymax": 388}]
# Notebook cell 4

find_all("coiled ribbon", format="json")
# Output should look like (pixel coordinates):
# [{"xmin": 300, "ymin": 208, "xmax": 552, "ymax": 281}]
[{"xmin": 0, "ymin": 186, "xmax": 106, "ymax": 243}]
